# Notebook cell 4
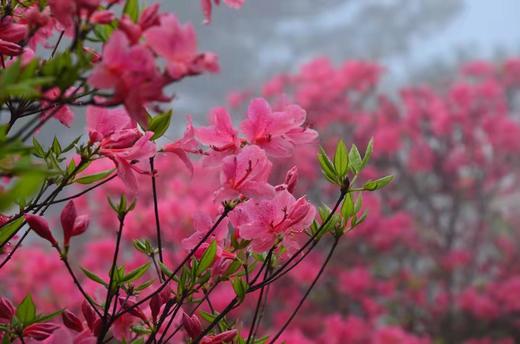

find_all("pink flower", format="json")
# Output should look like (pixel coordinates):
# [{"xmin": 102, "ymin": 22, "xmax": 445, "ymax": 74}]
[
  {"xmin": 88, "ymin": 31, "xmax": 168, "ymax": 125},
  {"xmin": 231, "ymin": 189, "xmax": 315, "ymax": 252},
  {"xmin": 240, "ymin": 98, "xmax": 318, "ymax": 157},
  {"xmin": 163, "ymin": 116, "xmax": 199, "ymax": 173},
  {"xmin": 144, "ymin": 13, "xmax": 219, "ymax": 80},
  {"xmin": 195, "ymin": 107, "xmax": 240, "ymax": 153},
  {"xmin": 86, "ymin": 106, "xmax": 156, "ymax": 192},
  {"xmin": 215, "ymin": 145, "xmax": 274, "ymax": 201}
]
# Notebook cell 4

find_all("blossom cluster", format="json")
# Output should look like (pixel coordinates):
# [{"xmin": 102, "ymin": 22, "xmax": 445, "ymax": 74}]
[{"xmin": 0, "ymin": 1, "xmax": 393, "ymax": 343}]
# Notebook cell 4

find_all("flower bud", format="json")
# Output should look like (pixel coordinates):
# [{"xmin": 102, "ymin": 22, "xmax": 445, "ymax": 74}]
[
  {"xmin": 182, "ymin": 311, "xmax": 202, "ymax": 339},
  {"xmin": 149, "ymin": 294, "xmax": 161, "ymax": 322},
  {"xmin": 23, "ymin": 323, "xmax": 59, "ymax": 340},
  {"xmin": 61, "ymin": 201, "xmax": 89, "ymax": 247},
  {"xmin": 139, "ymin": 3, "xmax": 160, "ymax": 31},
  {"xmin": 284, "ymin": 166, "xmax": 298, "ymax": 194},
  {"xmin": 24, "ymin": 214, "xmax": 57, "ymax": 246},
  {"xmin": 0, "ymin": 39, "xmax": 22, "ymax": 56},
  {"xmin": 118, "ymin": 16, "xmax": 142, "ymax": 44},
  {"xmin": 91, "ymin": 10, "xmax": 115, "ymax": 24},
  {"xmin": 62, "ymin": 309, "xmax": 84, "ymax": 332},
  {"xmin": 0, "ymin": 297, "xmax": 15, "ymax": 320},
  {"xmin": 81, "ymin": 301, "xmax": 97, "ymax": 330},
  {"xmin": 83, "ymin": 47, "xmax": 101, "ymax": 63},
  {"xmin": 118, "ymin": 297, "xmax": 147, "ymax": 322}
]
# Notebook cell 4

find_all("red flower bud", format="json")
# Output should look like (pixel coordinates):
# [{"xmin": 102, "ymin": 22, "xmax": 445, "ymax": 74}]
[
  {"xmin": 61, "ymin": 201, "xmax": 89, "ymax": 246},
  {"xmin": 24, "ymin": 214, "xmax": 57, "ymax": 246},
  {"xmin": 139, "ymin": 3, "xmax": 160, "ymax": 31},
  {"xmin": 23, "ymin": 323, "xmax": 59, "ymax": 340},
  {"xmin": 62, "ymin": 309, "xmax": 84, "ymax": 332},
  {"xmin": 284, "ymin": 166, "xmax": 298, "ymax": 194},
  {"xmin": 0, "ymin": 297, "xmax": 15, "ymax": 320},
  {"xmin": 149, "ymin": 294, "xmax": 161, "ymax": 322},
  {"xmin": 182, "ymin": 311, "xmax": 202, "ymax": 339},
  {"xmin": 0, "ymin": 39, "xmax": 22, "ymax": 56},
  {"xmin": 81, "ymin": 300, "xmax": 97, "ymax": 330},
  {"xmin": 118, "ymin": 297, "xmax": 147, "ymax": 322},
  {"xmin": 201, "ymin": 329, "xmax": 238, "ymax": 344}
]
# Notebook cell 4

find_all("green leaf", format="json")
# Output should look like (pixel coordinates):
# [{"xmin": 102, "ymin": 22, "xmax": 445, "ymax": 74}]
[
  {"xmin": 93, "ymin": 24, "xmax": 115, "ymax": 43},
  {"xmin": 363, "ymin": 175, "xmax": 394, "ymax": 191},
  {"xmin": 318, "ymin": 147, "xmax": 337, "ymax": 184},
  {"xmin": 0, "ymin": 217, "xmax": 24, "ymax": 248},
  {"xmin": 81, "ymin": 267, "xmax": 107, "ymax": 286},
  {"xmin": 123, "ymin": 0, "xmax": 140, "ymax": 22},
  {"xmin": 148, "ymin": 110, "xmax": 172, "ymax": 140},
  {"xmin": 158, "ymin": 261, "xmax": 173, "ymax": 278},
  {"xmin": 0, "ymin": 172, "xmax": 45, "ymax": 212},
  {"xmin": 341, "ymin": 193, "xmax": 355, "ymax": 219},
  {"xmin": 361, "ymin": 137, "xmax": 374, "ymax": 170},
  {"xmin": 36, "ymin": 309, "xmax": 63, "ymax": 323},
  {"xmin": 348, "ymin": 144, "xmax": 363, "ymax": 174},
  {"xmin": 75, "ymin": 169, "xmax": 114, "ymax": 184},
  {"xmin": 32, "ymin": 138, "xmax": 45, "ymax": 158},
  {"xmin": 231, "ymin": 278, "xmax": 248, "ymax": 302},
  {"xmin": 122, "ymin": 263, "xmax": 151, "ymax": 283},
  {"xmin": 16, "ymin": 295, "xmax": 36, "ymax": 325},
  {"xmin": 333, "ymin": 140, "xmax": 348, "ymax": 178},
  {"xmin": 196, "ymin": 240, "xmax": 217, "ymax": 276}
]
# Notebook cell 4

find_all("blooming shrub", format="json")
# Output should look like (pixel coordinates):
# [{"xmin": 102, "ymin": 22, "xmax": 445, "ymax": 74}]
[
  {"xmin": 0, "ymin": 1, "xmax": 391, "ymax": 344},
  {"xmin": 225, "ymin": 57, "xmax": 520, "ymax": 343}
]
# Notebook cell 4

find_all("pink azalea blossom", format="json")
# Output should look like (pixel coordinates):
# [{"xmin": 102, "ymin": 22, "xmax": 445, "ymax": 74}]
[
  {"xmin": 240, "ymin": 98, "xmax": 318, "ymax": 157},
  {"xmin": 230, "ymin": 189, "xmax": 315, "ymax": 252},
  {"xmin": 144, "ymin": 13, "xmax": 219, "ymax": 80},
  {"xmin": 215, "ymin": 145, "xmax": 274, "ymax": 201},
  {"xmin": 88, "ymin": 31, "xmax": 168, "ymax": 125},
  {"xmin": 86, "ymin": 106, "xmax": 156, "ymax": 192}
]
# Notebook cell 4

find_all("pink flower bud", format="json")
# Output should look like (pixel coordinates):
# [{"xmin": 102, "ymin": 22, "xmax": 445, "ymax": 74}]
[
  {"xmin": 61, "ymin": 201, "xmax": 89, "ymax": 246},
  {"xmin": 212, "ymin": 329, "xmax": 238, "ymax": 343},
  {"xmin": 82, "ymin": 47, "xmax": 101, "ymax": 63},
  {"xmin": 0, "ymin": 22, "xmax": 28, "ymax": 43},
  {"xmin": 118, "ymin": 297, "xmax": 147, "ymax": 322},
  {"xmin": 62, "ymin": 309, "xmax": 84, "ymax": 332},
  {"xmin": 149, "ymin": 294, "xmax": 161, "ymax": 322},
  {"xmin": 72, "ymin": 215, "xmax": 89, "ymax": 236},
  {"xmin": 139, "ymin": 3, "xmax": 161, "ymax": 31},
  {"xmin": 118, "ymin": 16, "xmax": 142, "ymax": 44},
  {"xmin": 24, "ymin": 214, "xmax": 57, "ymax": 246},
  {"xmin": 61, "ymin": 201, "xmax": 77, "ymax": 244},
  {"xmin": 0, "ymin": 39, "xmax": 22, "ymax": 56},
  {"xmin": 182, "ymin": 311, "xmax": 202, "ymax": 339},
  {"xmin": 284, "ymin": 166, "xmax": 298, "ymax": 193},
  {"xmin": 91, "ymin": 10, "xmax": 115, "ymax": 24},
  {"xmin": 81, "ymin": 301, "xmax": 97, "ymax": 330},
  {"xmin": 23, "ymin": 323, "xmax": 59, "ymax": 340},
  {"xmin": 201, "ymin": 329, "xmax": 238, "ymax": 344},
  {"xmin": 0, "ymin": 297, "xmax": 15, "ymax": 320}
]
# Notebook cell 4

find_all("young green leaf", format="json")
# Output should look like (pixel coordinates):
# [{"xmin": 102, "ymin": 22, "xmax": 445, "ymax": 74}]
[
  {"xmin": 363, "ymin": 175, "xmax": 394, "ymax": 191},
  {"xmin": 348, "ymin": 144, "xmax": 363, "ymax": 174},
  {"xmin": 333, "ymin": 140, "xmax": 349, "ymax": 178},
  {"xmin": 81, "ymin": 267, "xmax": 107, "ymax": 286},
  {"xmin": 341, "ymin": 193, "xmax": 355, "ymax": 219},
  {"xmin": 122, "ymin": 263, "xmax": 151, "ymax": 283},
  {"xmin": 148, "ymin": 110, "xmax": 172, "ymax": 140},
  {"xmin": 75, "ymin": 169, "xmax": 114, "ymax": 185},
  {"xmin": 196, "ymin": 240, "xmax": 218, "ymax": 275},
  {"xmin": 318, "ymin": 147, "xmax": 337, "ymax": 184},
  {"xmin": 16, "ymin": 295, "xmax": 36, "ymax": 325}
]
